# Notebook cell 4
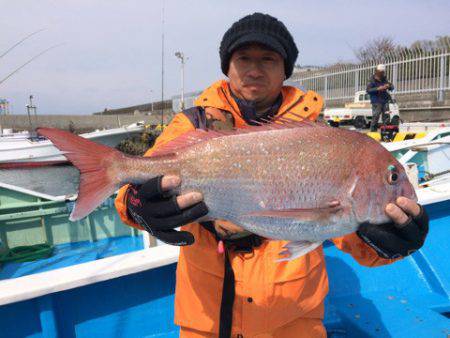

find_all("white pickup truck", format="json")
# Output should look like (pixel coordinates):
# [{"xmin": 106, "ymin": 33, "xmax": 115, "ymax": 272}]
[{"xmin": 323, "ymin": 91, "xmax": 400, "ymax": 129}]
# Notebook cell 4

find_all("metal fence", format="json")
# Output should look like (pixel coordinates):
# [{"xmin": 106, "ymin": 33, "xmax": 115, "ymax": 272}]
[{"xmin": 289, "ymin": 48, "xmax": 450, "ymax": 103}]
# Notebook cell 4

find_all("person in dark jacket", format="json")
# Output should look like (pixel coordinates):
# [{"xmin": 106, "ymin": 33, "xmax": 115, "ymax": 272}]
[{"xmin": 366, "ymin": 64, "xmax": 394, "ymax": 131}]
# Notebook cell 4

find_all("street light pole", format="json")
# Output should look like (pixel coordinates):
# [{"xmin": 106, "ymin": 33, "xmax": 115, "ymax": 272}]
[
  {"xmin": 29, "ymin": 95, "xmax": 36, "ymax": 116},
  {"xmin": 175, "ymin": 51, "xmax": 186, "ymax": 110},
  {"xmin": 26, "ymin": 94, "xmax": 36, "ymax": 133}
]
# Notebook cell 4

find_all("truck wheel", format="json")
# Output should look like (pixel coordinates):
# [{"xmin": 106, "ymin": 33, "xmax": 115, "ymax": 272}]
[
  {"xmin": 354, "ymin": 116, "xmax": 366, "ymax": 129},
  {"xmin": 391, "ymin": 115, "xmax": 400, "ymax": 126},
  {"xmin": 327, "ymin": 120, "xmax": 339, "ymax": 128},
  {"xmin": 328, "ymin": 120, "xmax": 339, "ymax": 128}
]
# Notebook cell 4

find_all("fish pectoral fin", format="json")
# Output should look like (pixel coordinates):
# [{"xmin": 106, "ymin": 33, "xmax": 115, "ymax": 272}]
[
  {"xmin": 277, "ymin": 241, "xmax": 323, "ymax": 262},
  {"xmin": 245, "ymin": 203, "xmax": 342, "ymax": 222}
]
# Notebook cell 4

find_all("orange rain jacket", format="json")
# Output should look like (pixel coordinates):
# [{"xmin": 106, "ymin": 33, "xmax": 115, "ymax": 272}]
[{"xmin": 115, "ymin": 80, "xmax": 397, "ymax": 337}]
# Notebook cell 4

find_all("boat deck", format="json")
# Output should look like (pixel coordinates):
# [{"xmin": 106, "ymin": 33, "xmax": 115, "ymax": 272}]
[
  {"xmin": 0, "ymin": 200, "xmax": 448, "ymax": 337},
  {"xmin": 0, "ymin": 235, "xmax": 143, "ymax": 280}
]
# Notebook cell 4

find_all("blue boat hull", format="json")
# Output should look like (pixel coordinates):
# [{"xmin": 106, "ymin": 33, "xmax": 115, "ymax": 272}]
[{"xmin": 0, "ymin": 201, "xmax": 449, "ymax": 338}]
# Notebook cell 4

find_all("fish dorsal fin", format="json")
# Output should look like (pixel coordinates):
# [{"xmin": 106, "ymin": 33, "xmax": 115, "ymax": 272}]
[{"xmin": 149, "ymin": 113, "xmax": 324, "ymax": 157}]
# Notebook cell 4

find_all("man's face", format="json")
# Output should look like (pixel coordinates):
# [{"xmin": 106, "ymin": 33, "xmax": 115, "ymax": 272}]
[
  {"xmin": 375, "ymin": 70, "xmax": 385, "ymax": 79},
  {"xmin": 227, "ymin": 44, "xmax": 285, "ymax": 105}
]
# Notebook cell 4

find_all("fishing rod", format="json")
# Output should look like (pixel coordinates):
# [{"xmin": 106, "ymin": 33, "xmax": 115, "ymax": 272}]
[
  {"xmin": 0, "ymin": 43, "xmax": 65, "ymax": 86},
  {"xmin": 0, "ymin": 28, "xmax": 46, "ymax": 59},
  {"xmin": 422, "ymin": 169, "xmax": 450, "ymax": 181}
]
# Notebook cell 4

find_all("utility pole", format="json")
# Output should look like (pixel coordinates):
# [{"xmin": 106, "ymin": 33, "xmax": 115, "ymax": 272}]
[
  {"xmin": 160, "ymin": 1, "xmax": 165, "ymax": 127},
  {"xmin": 150, "ymin": 90, "xmax": 154, "ymax": 114},
  {"xmin": 29, "ymin": 95, "xmax": 37, "ymax": 116},
  {"xmin": 26, "ymin": 94, "xmax": 36, "ymax": 133},
  {"xmin": 175, "ymin": 51, "xmax": 186, "ymax": 110}
]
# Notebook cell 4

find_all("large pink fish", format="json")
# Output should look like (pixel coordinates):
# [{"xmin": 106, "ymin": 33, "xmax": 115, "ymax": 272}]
[{"xmin": 38, "ymin": 119, "xmax": 416, "ymax": 259}]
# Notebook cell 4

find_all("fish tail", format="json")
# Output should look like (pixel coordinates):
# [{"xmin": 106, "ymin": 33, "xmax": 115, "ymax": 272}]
[{"xmin": 37, "ymin": 127, "xmax": 128, "ymax": 221}]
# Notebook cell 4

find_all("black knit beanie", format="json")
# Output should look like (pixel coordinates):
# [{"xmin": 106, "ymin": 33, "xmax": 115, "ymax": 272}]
[{"xmin": 219, "ymin": 13, "xmax": 299, "ymax": 79}]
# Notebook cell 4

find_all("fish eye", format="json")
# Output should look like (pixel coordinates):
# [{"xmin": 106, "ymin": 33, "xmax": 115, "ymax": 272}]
[
  {"xmin": 387, "ymin": 165, "xmax": 399, "ymax": 185},
  {"xmin": 388, "ymin": 172, "xmax": 399, "ymax": 185}
]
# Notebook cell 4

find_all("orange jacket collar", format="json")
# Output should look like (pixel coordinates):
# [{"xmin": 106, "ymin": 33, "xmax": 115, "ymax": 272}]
[{"xmin": 194, "ymin": 79, "xmax": 306, "ymax": 127}]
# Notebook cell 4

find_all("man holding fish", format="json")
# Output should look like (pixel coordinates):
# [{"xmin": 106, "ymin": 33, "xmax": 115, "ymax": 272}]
[
  {"xmin": 116, "ymin": 13, "xmax": 428, "ymax": 338},
  {"xmin": 39, "ymin": 12, "xmax": 429, "ymax": 338}
]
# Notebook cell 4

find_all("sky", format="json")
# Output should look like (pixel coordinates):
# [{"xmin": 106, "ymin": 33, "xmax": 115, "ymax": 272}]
[{"xmin": 1, "ymin": 0, "xmax": 449, "ymax": 115}]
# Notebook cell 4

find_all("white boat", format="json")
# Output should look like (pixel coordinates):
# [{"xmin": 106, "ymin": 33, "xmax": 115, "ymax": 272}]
[
  {"xmin": 0, "ymin": 129, "xmax": 31, "ymax": 139},
  {"xmin": 399, "ymin": 122, "xmax": 450, "ymax": 133},
  {"xmin": 383, "ymin": 127, "xmax": 450, "ymax": 168},
  {"xmin": 0, "ymin": 122, "xmax": 145, "ymax": 168}
]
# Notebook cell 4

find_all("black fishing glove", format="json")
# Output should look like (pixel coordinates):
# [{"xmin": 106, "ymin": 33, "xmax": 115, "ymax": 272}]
[
  {"xmin": 126, "ymin": 176, "xmax": 208, "ymax": 246},
  {"xmin": 357, "ymin": 205, "xmax": 429, "ymax": 259}
]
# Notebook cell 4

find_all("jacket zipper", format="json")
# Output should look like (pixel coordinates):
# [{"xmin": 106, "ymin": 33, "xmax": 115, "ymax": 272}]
[{"xmin": 220, "ymin": 87, "xmax": 306, "ymax": 120}]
